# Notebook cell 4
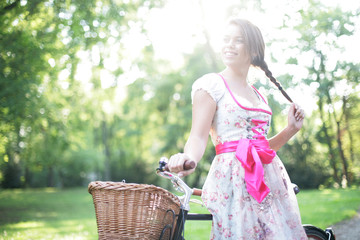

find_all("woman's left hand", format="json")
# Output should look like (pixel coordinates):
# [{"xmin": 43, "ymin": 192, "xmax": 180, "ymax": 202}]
[
  {"xmin": 268, "ymin": 103, "xmax": 305, "ymax": 151},
  {"xmin": 288, "ymin": 103, "xmax": 305, "ymax": 132}
]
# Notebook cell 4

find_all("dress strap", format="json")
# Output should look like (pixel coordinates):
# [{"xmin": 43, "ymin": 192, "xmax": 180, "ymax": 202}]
[
  {"xmin": 217, "ymin": 74, "xmax": 272, "ymax": 115},
  {"xmin": 251, "ymin": 86, "xmax": 268, "ymax": 104}
]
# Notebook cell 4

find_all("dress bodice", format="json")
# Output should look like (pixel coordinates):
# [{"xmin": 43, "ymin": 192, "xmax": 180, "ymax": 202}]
[
  {"xmin": 191, "ymin": 73, "xmax": 272, "ymax": 147},
  {"xmin": 210, "ymin": 89, "xmax": 272, "ymax": 146}
]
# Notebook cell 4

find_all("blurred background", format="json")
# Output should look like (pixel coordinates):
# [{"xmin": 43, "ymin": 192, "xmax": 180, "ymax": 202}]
[{"xmin": 1, "ymin": 0, "xmax": 359, "ymax": 190}]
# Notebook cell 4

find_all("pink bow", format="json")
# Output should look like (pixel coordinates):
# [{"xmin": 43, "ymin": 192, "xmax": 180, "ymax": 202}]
[{"xmin": 216, "ymin": 137, "xmax": 276, "ymax": 203}]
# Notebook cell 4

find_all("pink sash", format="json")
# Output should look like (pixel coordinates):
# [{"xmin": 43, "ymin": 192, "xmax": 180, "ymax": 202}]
[
  {"xmin": 215, "ymin": 136, "xmax": 276, "ymax": 203},
  {"xmin": 215, "ymin": 73, "xmax": 276, "ymax": 202}
]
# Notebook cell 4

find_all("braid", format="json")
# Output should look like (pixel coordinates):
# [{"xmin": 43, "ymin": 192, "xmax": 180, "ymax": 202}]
[
  {"xmin": 228, "ymin": 18, "xmax": 293, "ymax": 103},
  {"xmin": 258, "ymin": 61, "xmax": 293, "ymax": 103}
]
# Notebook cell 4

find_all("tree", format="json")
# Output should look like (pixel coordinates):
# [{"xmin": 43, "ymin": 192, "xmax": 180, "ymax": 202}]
[
  {"xmin": 0, "ymin": 0, "xmax": 164, "ymax": 187},
  {"xmin": 282, "ymin": 0, "xmax": 360, "ymax": 186}
]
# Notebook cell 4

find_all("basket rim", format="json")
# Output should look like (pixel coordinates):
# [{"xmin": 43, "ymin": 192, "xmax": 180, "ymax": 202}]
[
  {"xmin": 88, "ymin": 181, "xmax": 181, "ymax": 239},
  {"xmin": 88, "ymin": 181, "xmax": 181, "ymax": 205}
]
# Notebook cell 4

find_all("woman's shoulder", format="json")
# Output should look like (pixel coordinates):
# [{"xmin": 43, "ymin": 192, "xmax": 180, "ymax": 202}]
[
  {"xmin": 192, "ymin": 73, "xmax": 225, "ymax": 89},
  {"xmin": 195, "ymin": 72, "xmax": 223, "ymax": 83},
  {"xmin": 191, "ymin": 73, "xmax": 226, "ymax": 103}
]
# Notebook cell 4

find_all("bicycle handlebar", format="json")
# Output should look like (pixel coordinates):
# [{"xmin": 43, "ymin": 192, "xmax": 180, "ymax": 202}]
[
  {"xmin": 157, "ymin": 156, "xmax": 196, "ymax": 172},
  {"xmin": 156, "ymin": 157, "xmax": 198, "ymax": 211},
  {"xmin": 164, "ymin": 160, "xmax": 196, "ymax": 172}
]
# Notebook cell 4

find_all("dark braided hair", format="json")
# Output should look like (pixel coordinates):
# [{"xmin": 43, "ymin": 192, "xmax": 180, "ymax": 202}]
[
  {"xmin": 228, "ymin": 18, "xmax": 293, "ymax": 103},
  {"xmin": 258, "ymin": 61, "xmax": 293, "ymax": 103}
]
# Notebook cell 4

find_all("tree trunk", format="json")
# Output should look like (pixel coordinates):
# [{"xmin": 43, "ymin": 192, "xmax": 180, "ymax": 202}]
[
  {"xmin": 316, "ymin": 51, "xmax": 341, "ymax": 185},
  {"xmin": 336, "ymin": 120, "xmax": 349, "ymax": 186},
  {"xmin": 325, "ymin": 90, "xmax": 350, "ymax": 186},
  {"xmin": 344, "ymin": 112, "xmax": 355, "ymax": 184},
  {"xmin": 318, "ymin": 97, "xmax": 340, "ymax": 184},
  {"xmin": 102, "ymin": 119, "xmax": 111, "ymax": 180},
  {"xmin": 342, "ymin": 96, "xmax": 354, "ymax": 184},
  {"xmin": 2, "ymin": 149, "xmax": 22, "ymax": 188},
  {"xmin": 47, "ymin": 166, "xmax": 54, "ymax": 187}
]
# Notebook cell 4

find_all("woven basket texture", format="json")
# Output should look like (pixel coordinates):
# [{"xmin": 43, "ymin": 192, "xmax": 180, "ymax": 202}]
[{"xmin": 88, "ymin": 181, "xmax": 181, "ymax": 240}]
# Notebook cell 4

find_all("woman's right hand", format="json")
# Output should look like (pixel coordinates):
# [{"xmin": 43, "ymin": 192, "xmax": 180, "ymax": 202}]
[{"xmin": 168, "ymin": 153, "xmax": 197, "ymax": 177}]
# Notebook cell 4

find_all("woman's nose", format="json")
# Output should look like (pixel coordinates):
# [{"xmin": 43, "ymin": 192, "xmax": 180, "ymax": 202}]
[{"xmin": 226, "ymin": 39, "xmax": 235, "ymax": 48}]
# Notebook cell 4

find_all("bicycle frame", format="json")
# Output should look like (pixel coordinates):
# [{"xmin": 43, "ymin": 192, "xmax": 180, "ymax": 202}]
[
  {"xmin": 156, "ymin": 158, "xmax": 336, "ymax": 240},
  {"xmin": 157, "ymin": 158, "xmax": 213, "ymax": 239}
]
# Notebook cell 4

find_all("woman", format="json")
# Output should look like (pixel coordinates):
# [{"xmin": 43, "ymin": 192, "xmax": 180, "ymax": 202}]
[{"xmin": 168, "ymin": 18, "xmax": 307, "ymax": 239}]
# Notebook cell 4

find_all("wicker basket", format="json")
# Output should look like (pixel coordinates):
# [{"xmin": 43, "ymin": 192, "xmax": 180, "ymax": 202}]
[{"xmin": 88, "ymin": 181, "xmax": 181, "ymax": 240}]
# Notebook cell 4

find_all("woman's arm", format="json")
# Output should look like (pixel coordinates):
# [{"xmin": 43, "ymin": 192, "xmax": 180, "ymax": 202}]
[
  {"xmin": 168, "ymin": 89, "xmax": 216, "ymax": 177},
  {"xmin": 269, "ymin": 103, "xmax": 305, "ymax": 151}
]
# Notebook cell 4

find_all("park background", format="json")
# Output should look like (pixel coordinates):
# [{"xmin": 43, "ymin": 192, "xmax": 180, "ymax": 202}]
[{"xmin": 1, "ymin": 0, "xmax": 360, "ymax": 239}]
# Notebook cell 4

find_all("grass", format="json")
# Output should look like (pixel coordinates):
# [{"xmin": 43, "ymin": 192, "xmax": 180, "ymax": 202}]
[
  {"xmin": 0, "ymin": 187, "xmax": 359, "ymax": 240},
  {"xmin": 298, "ymin": 187, "xmax": 360, "ymax": 228},
  {"xmin": 0, "ymin": 188, "xmax": 97, "ymax": 240}
]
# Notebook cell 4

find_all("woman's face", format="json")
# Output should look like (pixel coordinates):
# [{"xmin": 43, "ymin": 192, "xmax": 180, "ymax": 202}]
[{"xmin": 221, "ymin": 23, "xmax": 251, "ymax": 68}]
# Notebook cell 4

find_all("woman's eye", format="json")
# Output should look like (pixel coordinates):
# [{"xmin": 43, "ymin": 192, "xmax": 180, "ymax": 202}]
[{"xmin": 223, "ymin": 37, "xmax": 230, "ymax": 43}]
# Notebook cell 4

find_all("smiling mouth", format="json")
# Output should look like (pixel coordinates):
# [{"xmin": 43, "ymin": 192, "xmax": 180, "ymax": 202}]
[{"xmin": 224, "ymin": 51, "xmax": 237, "ymax": 56}]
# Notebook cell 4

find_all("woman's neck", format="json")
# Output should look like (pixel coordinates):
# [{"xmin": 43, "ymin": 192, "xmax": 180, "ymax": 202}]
[
  {"xmin": 220, "ymin": 66, "xmax": 262, "ymax": 106},
  {"xmin": 220, "ymin": 67, "xmax": 249, "ymax": 87}
]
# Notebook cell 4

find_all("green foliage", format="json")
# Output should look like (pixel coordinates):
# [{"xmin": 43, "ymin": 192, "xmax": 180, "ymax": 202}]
[
  {"xmin": 0, "ymin": 0, "xmax": 359, "ymax": 190},
  {"xmin": 0, "ymin": 0, "xmax": 166, "ymax": 188},
  {"xmin": 278, "ymin": 0, "xmax": 360, "ymax": 187},
  {"xmin": 278, "ymin": 122, "xmax": 330, "ymax": 189}
]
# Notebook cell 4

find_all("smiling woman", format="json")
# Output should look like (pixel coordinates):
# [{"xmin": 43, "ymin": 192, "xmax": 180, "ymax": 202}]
[{"xmin": 164, "ymin": 13, "xmax": 310, "ymax": 238}]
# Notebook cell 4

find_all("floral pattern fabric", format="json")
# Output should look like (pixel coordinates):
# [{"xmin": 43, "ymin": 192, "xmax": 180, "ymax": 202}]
[{"xmin": 192, "ymin": 73, "xmax": 308, "ymax": 240}]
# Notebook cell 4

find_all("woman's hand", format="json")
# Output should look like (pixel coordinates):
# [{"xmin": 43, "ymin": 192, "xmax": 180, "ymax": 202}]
[
  {"xmin": 269, "ymin": 103, "xmax": 305, "ymax": 151},
  {"xmin": 287, "ymin": 103, "xmax": 305, "ymax": 132},
  {"xmin": 168, "ymin": 153, "xmax": 197, "ymax": 177}
]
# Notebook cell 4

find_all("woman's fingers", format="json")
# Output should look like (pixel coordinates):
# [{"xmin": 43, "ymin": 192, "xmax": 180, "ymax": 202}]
[
  {"xmin": 288, "ymin": 103, "xmax": 305, "ymax": 131},
  {"xmin": 168, "ymin": 153, "xmax": 196, "ymax": 177},
  {"xmin": 292, "ymin": 103, "xmax": 305, "ymax": 121},
  {"xmin": 294, "ymin": 104, "xmax": 305, "ymax": 121},
  {"xmin": 168, "ymin": 153, "xmax": 187, "ymax": 172},
  {"xmin": 168, "ymin": 153, "xmax": 183, "ymax": 172}
]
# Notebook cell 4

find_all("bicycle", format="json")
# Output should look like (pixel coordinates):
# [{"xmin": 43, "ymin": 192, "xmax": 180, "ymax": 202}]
[
  {"xmin": 156, "ymin": 157, "xmax": 336, "ymax": 240},
  {"xmin": 88, "ymin": 157, "xmax": 336, "ymax": 240}
]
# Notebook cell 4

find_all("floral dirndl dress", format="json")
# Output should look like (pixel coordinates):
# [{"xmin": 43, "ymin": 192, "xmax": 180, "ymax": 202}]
[{"xmin": 191, "ymin": 73, "xmax": 307, "ymax": 240}]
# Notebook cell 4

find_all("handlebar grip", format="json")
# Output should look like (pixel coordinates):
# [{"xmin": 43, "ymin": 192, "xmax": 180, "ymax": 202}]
[
  {"xmin": 192, "ymin": 188, "xmax": 202, "ymax": 196},
  {"xmin": 183, "ymin": 160, "xmax": 196, "ymax": 170},
  {"xmin": 164, "ymin": 160, "xmax": 196, "ymax": 172}
]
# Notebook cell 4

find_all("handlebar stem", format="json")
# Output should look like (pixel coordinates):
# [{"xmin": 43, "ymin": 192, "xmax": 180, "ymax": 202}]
[{"xmin": 156, "ymin": 169, "xmax": 193, "ymax": 211}]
